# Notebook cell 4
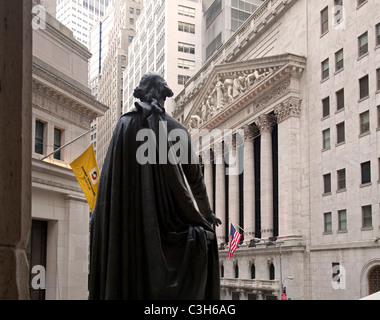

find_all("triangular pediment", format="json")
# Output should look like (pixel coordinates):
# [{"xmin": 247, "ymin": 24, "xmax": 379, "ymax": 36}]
[{"xmin": 175, "ymin": 53, "xmax": 306, "ymax": 132}]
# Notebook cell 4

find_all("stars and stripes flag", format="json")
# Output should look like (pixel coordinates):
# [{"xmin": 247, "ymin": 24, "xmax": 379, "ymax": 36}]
[{"xmin": 228, "ymin": 223, "xmax": 241, "ymax": 259}]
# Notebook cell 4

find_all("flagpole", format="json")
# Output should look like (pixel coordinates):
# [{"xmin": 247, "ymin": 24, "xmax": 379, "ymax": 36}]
[
  {"xmin": 228, "ymin": 219, "xmax": 259, "ymax": 242},
  {"xmin": 40, "ymin": 126, "xmax": 96, "ymax": 161}
]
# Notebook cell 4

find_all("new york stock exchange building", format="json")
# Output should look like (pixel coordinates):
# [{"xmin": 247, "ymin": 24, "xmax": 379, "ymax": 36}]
[{"xmin": 171, "ymin": 0, "xmax": 380, "ymax": 300}]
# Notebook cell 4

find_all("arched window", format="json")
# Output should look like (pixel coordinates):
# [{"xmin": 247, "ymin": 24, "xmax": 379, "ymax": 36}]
[
  {"xmin": 269, "ymin": 263, "xmax": 275, "ymax": 280},
  {"xmin": 251, "ymin": 264, "xmax": 256, "ymax": 280},
  {"xmin": 235, "ymin": 264, "xmax": 239, "ymax": 279},
  {"xmin": 368, "ymin": 265, "xmax": 380, "ymax": 295},
  {"xmin": 220, "ymin": 265, "xmax": 224, "ymax": 278}
]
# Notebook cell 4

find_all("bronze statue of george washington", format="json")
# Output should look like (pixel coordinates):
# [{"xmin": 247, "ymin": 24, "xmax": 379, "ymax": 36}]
[{"xmin": 89, "ymin": 73, "xmax": 221, "ymax": 300}]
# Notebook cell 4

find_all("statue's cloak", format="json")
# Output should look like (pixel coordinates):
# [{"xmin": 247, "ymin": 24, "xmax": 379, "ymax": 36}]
[{"xmin": 89, "ymin": 101, "xmax": 220, "ymax": 300}]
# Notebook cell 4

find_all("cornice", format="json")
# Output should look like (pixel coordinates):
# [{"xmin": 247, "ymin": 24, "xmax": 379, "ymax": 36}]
[{"xmin": 32, "ymin": 63, "xmax": 108, "ymax": 120}]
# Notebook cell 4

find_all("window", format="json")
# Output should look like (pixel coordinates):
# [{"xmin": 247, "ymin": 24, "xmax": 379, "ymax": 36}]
[
  {"xmin": 338, "ymin": 210, "xmax": 347, "ymax": 231},
  {"xmin": 321, "ymin": 59, "xmax": 329, "ymax": 80},
  {"xmin": 358, "ymin": 32, "xmax": 368, "ymax": 57},
  {"xmin": 377, "ymin": 106, "xmax": 380, "ymax": 129},
  {"xmin": 323, "ymin": 128, "xmax": 331, "ymax": 149},
  {"xmin": 335, "ymin": 49, "xmax": 344, "ymax": 71},
  {"xmin": 322, "ymin": 97, "xmax": 330, "ymax": 118},
  {"xmin": 323, "ymin": 173, "xmax": 331, "ymax": 194},
  {"xmin": 251, "ymin": 264, "xmax": 256, "ymax": 280},
  {"xmin": 361, "ymin": 161, "xmax": 371, "ymax": 185},
  {"xmin": 324, "ymin": 212, "xmax": 332, "ymax": 232},
  {"xmin": 376, "ymin": 23, "xmax": 380, "ymax": 46},
  {"xmin": 336, "ymin": 89, "xmax": 345, "ymax": 111},
  {"xmin": 178, "ymin": 42, "xmax": 195, "ymax": 54},
  {"xmin": 178, "ymin": 58, "xmax": 195, "ymax": 71},
  {"xmin": 360, "ymin": 110, "xmax": 370, "ymax": 134},
  {"xmin": 178, "ymin": 5, "xmax": 195, "ymax": 18},
  {"xmin": 362, "ymin": 205, "xmax": 372, "ymax": 228},
  {"xmin": 35, "ymin": 120, "xmax": 44, "ymax": 155},
  {"xmin": 337, "ymin": 169, "xmax": 346, "ymax": 190},
  {"xmin": 129, "ymin": 7, "xmax": 134, "ymax": 14},
  {"xmin": 54, "ymin": 128, "xmax": 62, "ymax": 160},
  {"xmin": 269, "ymin": 264, "xmax": 275, "ymax": 280},
  {"xmin": 129, "ymin": 18, "xmax": 134, "ymax": 25},
  {"xmin": 178, "ymin": 21, "xmax": 195, "ymax": 34},
  {"xmin": 336, "ymin": 122, "xmax": 345, "ymax": 144},
  {"xmin": 377, "ymin": 68, "xmax": 380, "ymax": 91},
  {"xmin": 178, "ymin": 74, "xmax": 190, "ymax": 85},
  {"xmin": 357, "ymin": 0, "xmax": 367, "ymax": 7},
  {"xmin": 359, "ymin": 75, "xmax": 369, "ymax": 99},
  {"xmin": 234, "ymin": 264, "xmax": 239, "ymax": 278},
  {"xmin": 321, "ymin": 7, "xmax": 329, "ymax": 34},
  {"xmin": 332, "ymin": 263, "xmax": 341, "ymax": 283}
]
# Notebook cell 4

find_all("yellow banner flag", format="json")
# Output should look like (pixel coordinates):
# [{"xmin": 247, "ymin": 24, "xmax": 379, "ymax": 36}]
[{"xmin": 70, "ymin": 144, "xmax": 99, "ymax": 211}]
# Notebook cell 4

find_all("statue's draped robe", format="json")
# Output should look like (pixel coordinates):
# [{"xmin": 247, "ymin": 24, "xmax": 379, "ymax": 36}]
[{"xmin": 89, "ymin": 101, "xmax": 220, "ymax": 300}]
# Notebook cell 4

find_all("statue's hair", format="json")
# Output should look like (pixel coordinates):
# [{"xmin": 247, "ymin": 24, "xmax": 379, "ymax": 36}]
[{"xmin": 133, "ymin": 72, "xmax": 174, "ymax": 103}]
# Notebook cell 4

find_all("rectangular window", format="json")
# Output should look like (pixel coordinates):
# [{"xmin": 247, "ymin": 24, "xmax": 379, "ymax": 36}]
[
  {"xmin": 337, "ymin": 122, "xmax": 345, "ymax": 144},
  {"xmin": 323, "ymin": 128, "xmax": 331, "ymax": 149},
  {"xmin": 362, "ymin": 205, "xmax": 372, "ymax": 228},
  {"xmin": 324, "ymin": 212, "xmax": 332, "ymax": 232},
  {"xmin": 335, "ymin": 49, "xmax": 344, "ymax": 71},
  {"xmin": 178, "ymin": 74, "xmax": 191, "ymax": 85},
  {"xmin": 178, "ymin": 42, "xmax": 195, "ymax": 54},
  {"xmin": 178, "ymin": 21, "xmax": 195, "ymax": 34},
  {"xmin": 332, "ymin": 263, "xmax": 341, "ymax": 283},
  {"xmin": 360, "ymin": 110, "xmax": 370, "ymax": 134},
  {"xmin": 178, "ymin": 5, "xmax": 195, "ymax": 18},
  {"xmin": 361, "ymin": 161, "xmax": 371, "ymax": 184},
  {"xmin": 54, "ymin": 128, "xmax": 62, "ymax": 160},
  {"xmin": 322, "ymin": 97, "xmax": 330, "ymax": 118},
  {"xmin": 35, "ymin": 120, "xmax": 44, "ymax": 155},
  {"xmin": 359, "ymin": 75, "xmax": 369, "ymax": 99},
  {"xmin": 338, "ymin": 210, "xmax": 347, "ymax": 231},
  {"xmin": 357, "ymin": 0, "xmax": 367, "ymax": 7},
  {"xmin": 376, "ymin": 23, "xmax": 380, "ymax": 46},
  {"xmin": 337, "ymin": 169, "xmax": 346, "ymax": 190},
  {"xmin": 321, "ymin": 7, "xmax": 329, "ymax": 34},
  {"xmin": 377, "ymin": 68, "xmax": 380, "ymax": 91},
  {"xmin": 377, "ymin": 106, "xmax": 380, "ymax": 129},
  {"xmin": 178, "ymin": 58, "xmax": 195, "ymax": 71},
  {"xmin": 321, "ymin": 59, "xmax": 330, "ymax": 80},
  {"xmin": 358, "ymin": 32, "xmax": 368, "ymax": 57},
  {"xmin": 323, "ymin": 173, "xmax": 331, "ymax": 194},
  {"xmin": 336, "ymin": 89, "xmax": 345, "ymax": 111}
]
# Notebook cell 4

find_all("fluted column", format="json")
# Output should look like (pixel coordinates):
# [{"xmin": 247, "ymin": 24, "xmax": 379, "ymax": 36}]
[
  {"xmin": 243, "ymin": 125, "xmax": 256, "ymax": 240},
  {"xmin": 204, "ymin": 148, "xmax": 214, "ymax": 212},
  {"xmin": 227, "ymin": 136, "xmax": 240, "ymax": 229},
  {"xmin": 214, "ymin": 142, "xmax": 226, "ymax": 244},
  {"xmin": 256, "ymin": 114, "xmax": 275, "ymax": 239},
  {"xmin": 274, "ymin": 98, "xmax": 302, "ymax": 239}
]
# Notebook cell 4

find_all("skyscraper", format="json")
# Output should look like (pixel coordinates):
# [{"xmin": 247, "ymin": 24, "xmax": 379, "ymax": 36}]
[
  {"xmin": 123, "ymin": 0, "xmax": 204, "ymax": 116},
  {"xmin": 91, "ymin": 0, "xmax": 142, "ymax": 169},
  {"xmin": 56, "ymin": 0, "xmax": 110, "ymax": 48}
]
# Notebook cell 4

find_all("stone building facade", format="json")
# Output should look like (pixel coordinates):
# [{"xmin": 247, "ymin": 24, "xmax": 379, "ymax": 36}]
[
  {"xmin": 173, "ymin": 0, "xmax": 380, "ymax": 300},
  {"xmin": 31, "ymin": 12, "xmax": 107, "ymax": 299}
]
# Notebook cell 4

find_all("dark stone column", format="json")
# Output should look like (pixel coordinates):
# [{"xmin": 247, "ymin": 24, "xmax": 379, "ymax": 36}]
[{"xmin": 0, "ymin": 0, "xmax": 32, "ymax": 300}]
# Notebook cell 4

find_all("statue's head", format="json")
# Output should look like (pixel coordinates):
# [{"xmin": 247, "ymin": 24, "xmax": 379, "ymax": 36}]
[{"xmin": 133, "ymin": 72, "xmax": 174, "ymax": 104}]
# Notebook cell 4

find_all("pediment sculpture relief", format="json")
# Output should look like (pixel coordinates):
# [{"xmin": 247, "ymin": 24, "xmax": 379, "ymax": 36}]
[{"xmin": 186, "ymin": 67, "xmax": 276, "ymax": 132}]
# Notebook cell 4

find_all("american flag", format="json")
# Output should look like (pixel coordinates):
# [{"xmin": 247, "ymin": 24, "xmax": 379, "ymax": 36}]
[{"xmin": 228, "ymin": 223, "xmax": 241, "ymax": 259}]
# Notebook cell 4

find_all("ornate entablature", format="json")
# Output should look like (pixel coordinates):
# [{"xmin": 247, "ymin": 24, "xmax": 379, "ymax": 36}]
[
  {"xmin": 32, "ymin": 63, "xmax": 108, "ymax": 128},
  {"xmin": 175, "ymin": 53, "xmax": 306, "ymax": 134}
]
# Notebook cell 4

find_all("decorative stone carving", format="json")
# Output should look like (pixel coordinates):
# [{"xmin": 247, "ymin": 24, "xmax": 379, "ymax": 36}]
[
  {"xmin": 255, "ymin": 114, "xmax": 276, "ymax": 133},
  {"xmin": 274, "ymin": 97, "xmax": 302, "ymax": 123},
  {"xmin": 243, "ymin": 124, "xmax": 258, "ymax": 141}
]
